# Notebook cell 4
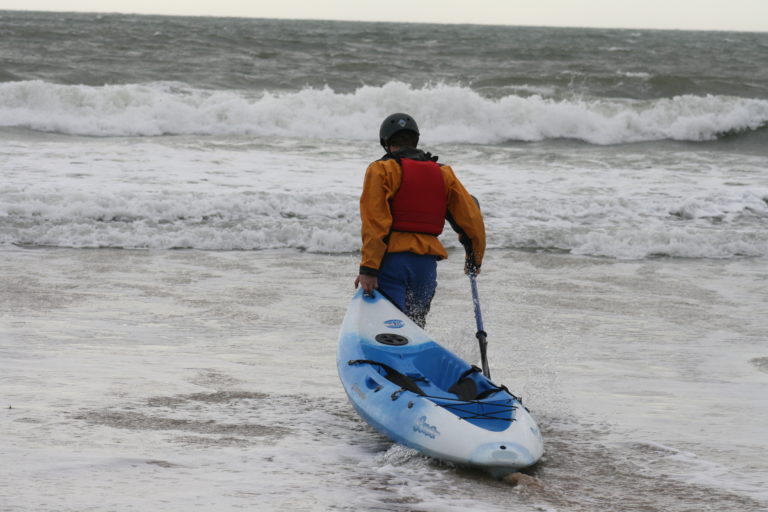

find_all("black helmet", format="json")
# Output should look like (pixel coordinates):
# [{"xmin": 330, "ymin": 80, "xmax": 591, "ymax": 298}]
[{"xmin": 379, "ymin": 113, "xmax": 419, "ymax": 149}]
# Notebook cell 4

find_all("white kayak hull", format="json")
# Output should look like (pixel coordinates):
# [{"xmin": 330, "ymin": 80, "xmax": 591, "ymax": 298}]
[{"xmin": 337, "ymin": 289, "xmax": 544, "ymax": 478}]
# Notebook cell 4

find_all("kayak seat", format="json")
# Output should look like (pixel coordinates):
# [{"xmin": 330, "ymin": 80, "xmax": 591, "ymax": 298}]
[
  {"xmin": 411, "ymin": 346, "xmax": 473, "ymax": 391},
  {"xmin": 448, "ymin": 366, "xmax": 482, "ymax": 401},
  {"xmin": 443, "ymin": 364, "xmax": 510, "ymax": 401}
]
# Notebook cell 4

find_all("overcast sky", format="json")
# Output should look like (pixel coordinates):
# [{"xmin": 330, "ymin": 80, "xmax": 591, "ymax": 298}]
[{"xmin": 2, "ymin": 0, "xmax": 768, "ymax": 32}]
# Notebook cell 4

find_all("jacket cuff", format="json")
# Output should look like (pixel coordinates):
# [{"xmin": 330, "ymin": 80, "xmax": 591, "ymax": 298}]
[{"xmin": 359, "ymin": 266, "xmax": 379, "ymax": 277}]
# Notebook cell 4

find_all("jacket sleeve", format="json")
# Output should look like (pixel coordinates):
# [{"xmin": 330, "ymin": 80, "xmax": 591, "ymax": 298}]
[
  {"xmin": 359, "ymin": 162, "xmax": 396, "ymax": 276},
  {"xmin": 444, "ymin": 165, "xmax": 486, "ymax": 270}
]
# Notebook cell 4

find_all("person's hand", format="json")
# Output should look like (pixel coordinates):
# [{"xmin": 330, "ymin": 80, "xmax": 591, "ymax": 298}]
[
  {"xmin": 354, "ymin": 274, "xmax": 378, "ymax": 293},
  {"xmin": 464, "ymin": 258, "xmax": 481, "ymax": 277}
]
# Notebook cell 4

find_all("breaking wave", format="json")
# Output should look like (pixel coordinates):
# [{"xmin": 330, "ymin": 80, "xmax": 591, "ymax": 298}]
[{"xmin": 2, "ymin": 80, "xmax": 767, "ymax": 145}]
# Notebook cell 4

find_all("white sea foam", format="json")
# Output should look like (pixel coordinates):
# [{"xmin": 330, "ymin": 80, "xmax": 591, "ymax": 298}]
[
  {"xmin": 1, "ymin": 80, "xmax": 767, "ymax": 144},
  {"xmin": 0, "ymin": 188, "xmax": 360, "ymax": 251},
  {"xmin": 616, "ymin": 70, "xmax": 652, "ymax": 78},
  {"xmin": 2, "ymin": 113, "xmax": 767, "ymax": 259},
  {"xmin": 2, "ymin": 167, "xmax": 766, "ymax": 258}
]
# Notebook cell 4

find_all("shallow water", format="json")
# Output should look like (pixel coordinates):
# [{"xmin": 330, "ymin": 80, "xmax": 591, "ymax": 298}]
[
  {"xmin": 2, "ymin": 247, "xmax": 766, "ymax": 511},
  {"xmin": 1, "ymin": 12, "xmax": 767, "ymax": 510}
]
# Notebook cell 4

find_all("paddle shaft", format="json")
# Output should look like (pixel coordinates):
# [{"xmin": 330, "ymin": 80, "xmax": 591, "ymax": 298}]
[{"xmin": 469, "ymin": 273, "xmax": 491, "ymax": 379}]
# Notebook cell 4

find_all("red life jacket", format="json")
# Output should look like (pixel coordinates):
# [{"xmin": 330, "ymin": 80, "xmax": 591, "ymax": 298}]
[{"xmin": 390, "ymin": 158, "xmax": 447, "ymax": 235}]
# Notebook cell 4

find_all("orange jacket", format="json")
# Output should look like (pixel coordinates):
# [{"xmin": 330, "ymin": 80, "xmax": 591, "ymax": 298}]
[{"xmin": 359, "ymin": 152, "xmax": 485, "ymax": 276}]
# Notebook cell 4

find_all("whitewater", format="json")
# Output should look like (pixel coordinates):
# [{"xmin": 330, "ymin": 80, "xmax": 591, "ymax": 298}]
[
  {"xmin": 2, "ymin": 80, "xmax": 768, "ymax": 143},
  {"xmin": 1, "ymin": 10, "xmax": 767, "ymax": 512},
  {"xmin": 2, "ymin": 126, "xmax": 767, "ymax": 259}
]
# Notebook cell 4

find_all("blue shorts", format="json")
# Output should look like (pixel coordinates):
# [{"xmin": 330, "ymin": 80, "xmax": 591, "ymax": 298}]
[{"xmin": 377, "ymin": 252, "xmax": 438, "ymax": 328}]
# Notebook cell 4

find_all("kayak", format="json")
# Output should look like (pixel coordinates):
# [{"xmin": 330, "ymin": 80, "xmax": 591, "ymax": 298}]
[{"xmin": 337, "ymin": 288, "xmax": 544, "ymax": 478}]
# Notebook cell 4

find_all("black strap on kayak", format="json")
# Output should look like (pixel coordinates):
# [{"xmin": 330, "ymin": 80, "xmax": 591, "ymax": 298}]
[
  {"xmin": 348, "ymin": 360, "xmax": 520, "ymax": 421},
  {"xmin": 448, "ymin": 365, "xmax": 515, "ymax": 401},
  {"xmin": 348, "ymin": 360, "xmax": 427, "ymax": 398}
]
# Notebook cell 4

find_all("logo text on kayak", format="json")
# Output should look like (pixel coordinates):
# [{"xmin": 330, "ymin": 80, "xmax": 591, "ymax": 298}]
[{"xmin": 413, "ymin": 416, "xmax": 440, "ymax": 439}]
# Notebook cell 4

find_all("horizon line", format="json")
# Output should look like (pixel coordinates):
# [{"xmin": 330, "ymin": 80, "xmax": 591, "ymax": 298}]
[{"xmin": 2, "ymin": 8, "xmax": 767, "ymax": 34}]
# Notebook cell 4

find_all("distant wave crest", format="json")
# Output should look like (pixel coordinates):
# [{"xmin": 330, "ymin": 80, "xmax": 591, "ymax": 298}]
[{"xmin": 1, "ymin": 80, "xmax": 767, "ymax": 144}]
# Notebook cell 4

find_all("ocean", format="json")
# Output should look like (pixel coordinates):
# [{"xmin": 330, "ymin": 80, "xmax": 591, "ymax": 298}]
[{"xmin": 1, "ymin": 10, "xmax": 767, "ymax": 512}]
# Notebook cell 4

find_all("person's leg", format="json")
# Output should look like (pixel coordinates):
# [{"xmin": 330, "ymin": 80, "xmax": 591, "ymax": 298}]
[
  {"xmin": 403, "ymin": 254, "xmax": 437, "ymax": 328},
  {"xmin": 377, "ymin": 252, "xmax": 437, "ymax": 328},
  {"xmin": 376, "ymin": 253, "xmax": 409, "ymax": 312}
]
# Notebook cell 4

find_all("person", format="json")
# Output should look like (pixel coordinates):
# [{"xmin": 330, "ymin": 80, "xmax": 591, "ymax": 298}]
[{"xmin": 354, "ymin": 113, "xmax": 485, "ymax": 328}]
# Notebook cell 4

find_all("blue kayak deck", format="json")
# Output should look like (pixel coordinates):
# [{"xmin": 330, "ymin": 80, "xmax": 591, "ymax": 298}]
[{"xmin": 348, "ymin": 341, "xmax": 518, "ymax": 432}]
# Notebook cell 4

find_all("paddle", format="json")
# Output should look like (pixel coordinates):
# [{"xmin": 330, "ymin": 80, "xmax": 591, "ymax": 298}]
[{"xmin": 469, "ymin": 273, "xmax": 491, "ymax": 379}]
